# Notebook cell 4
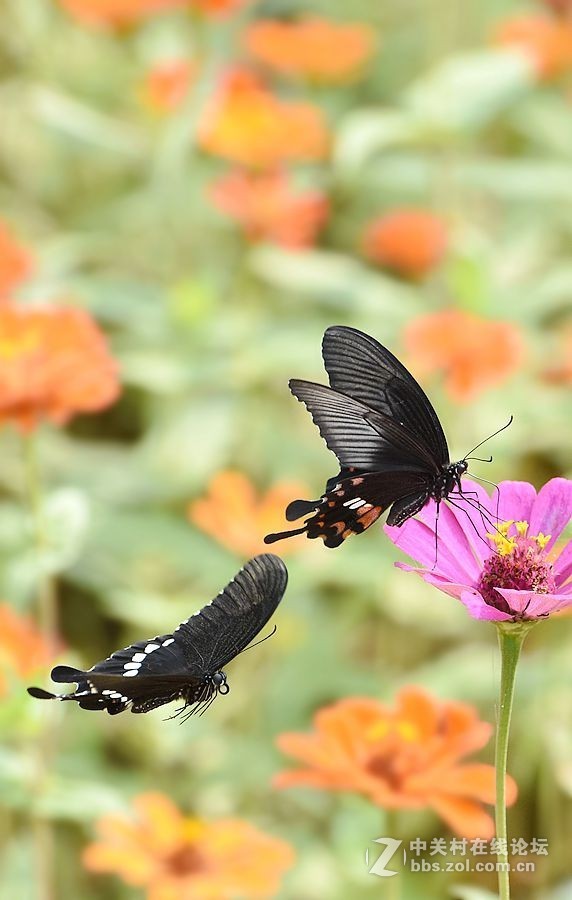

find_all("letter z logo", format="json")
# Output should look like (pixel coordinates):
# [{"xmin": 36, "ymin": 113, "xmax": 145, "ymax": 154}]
[{"xmin": 365, "ymin": 837, "xmax": 402, "ymax": 877}]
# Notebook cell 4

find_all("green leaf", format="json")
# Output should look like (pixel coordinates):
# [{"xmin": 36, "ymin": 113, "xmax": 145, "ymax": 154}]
[{"xmin": 405, "ymin": 49, "xmax": 534, "ymax": 133}]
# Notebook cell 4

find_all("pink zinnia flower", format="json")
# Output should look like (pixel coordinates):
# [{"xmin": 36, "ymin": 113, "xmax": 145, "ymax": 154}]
[{"xmin": 385, "ymin": 478, "xmax": 572, "ymax": 622}]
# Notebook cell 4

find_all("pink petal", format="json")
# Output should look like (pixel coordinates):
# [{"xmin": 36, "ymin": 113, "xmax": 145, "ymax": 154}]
[
  {"xmin": 496, "ymin": 588, "xmax": 572, "ymax": 618},
  {"xmin": 529, "ymin": 478, "xmax": 572, "ymax": 552},
  {"xmin": 395, "ymin": 563, "xmax": 475, "ymax": 602},
  {"xmin": 459, "ymin": 588, "xmax": 513, "ymax": 622},
  {"xmin": 421, "ymin": 575, "xmax": 477, "ymax": 601},
  {"xmin": 456, "ymin": 478, "xmax": 493, "ymax": 516},
  {"xmin": 493, "ymin": 480, "xmax": 537, "ymax": 525},
  {"xmin": 385, "ymin": 499, "xmax": 482, "ymax": 584},
  {"xmin": 554, "ymin": 540, "xmax": 572, "ymax": 587},
  {"xmin": 446, "ymin": 478, "xmax": 492, "ymax": 566}
]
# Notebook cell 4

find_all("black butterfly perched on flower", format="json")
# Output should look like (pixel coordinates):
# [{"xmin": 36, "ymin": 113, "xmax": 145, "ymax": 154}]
[
  {"xmin": 28, "ymin": 554, "xmax": 287, "ymax": 719},
  {"xmin": 265, "ymin": 326, "xmax": 508, "ymax": 549}
]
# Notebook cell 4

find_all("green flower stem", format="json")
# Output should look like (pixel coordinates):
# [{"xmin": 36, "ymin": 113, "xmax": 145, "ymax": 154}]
[
  {"xmin": 23, "ymin": 432, "xmax": 57, "ymax": 900},
  {"xmin": 495, "ymin": 622, "xmax": 533, "ymax": 900},
  {"xmin": 384, "ymin": 809, "xmax": 401, "ymax": 900},
  {"xmin": 23, "ymin": 433, "xmax": 58, "ymax": 653}
]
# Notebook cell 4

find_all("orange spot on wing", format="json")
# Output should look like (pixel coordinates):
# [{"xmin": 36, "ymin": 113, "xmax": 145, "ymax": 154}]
[{"xmin": 357, "ymin": 506, "xmax": 383, "ymax": 529}]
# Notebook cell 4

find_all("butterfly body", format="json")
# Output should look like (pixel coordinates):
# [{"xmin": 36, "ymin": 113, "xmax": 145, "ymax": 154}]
[
  {"xmin": 28, "ymin": 554, "xmax": 286, "ymax": 718},
  {"xmin": 264, "ymin": 326, "xmax": 475, "ymax": 548}
]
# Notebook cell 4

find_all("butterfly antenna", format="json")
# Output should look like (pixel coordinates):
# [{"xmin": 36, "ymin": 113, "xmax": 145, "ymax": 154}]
[
  {"xmin": 236, "ymin": 624, "xmax": 277, "ymax": 657},
  {"xmin": 463, "ymin": 415, "xmax": 513, "ymax": 461}
]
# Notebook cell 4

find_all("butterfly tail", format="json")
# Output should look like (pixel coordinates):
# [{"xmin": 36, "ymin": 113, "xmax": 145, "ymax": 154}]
[
  {"xmin": 264, "ymin": 526, "xmax": 307, "ymax": 544},
  {"xmin": 27, "ymin": 686, "xmax": 58, "ymax": 700},
  {"xmin": 285, "ymin": 498, "xmax": 321, "ymax": 521},
  {"xmin": 51, "ymin": 665, "xmax": 85, "ymax": 683}
]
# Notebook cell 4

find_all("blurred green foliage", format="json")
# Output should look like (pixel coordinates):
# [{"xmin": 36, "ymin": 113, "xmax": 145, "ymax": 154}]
[{"xmin": 0, "ymin": 0, "xmax": 572, "ymax": 898}]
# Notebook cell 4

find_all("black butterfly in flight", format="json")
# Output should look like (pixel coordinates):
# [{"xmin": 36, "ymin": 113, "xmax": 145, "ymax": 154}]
[
  {"xmin": 28, "ymin": 554, "xmax": 287, "ymax": 719},
  {"xmin": 265, "ymin": 326, "xmax": 506, "ymax": 549}
]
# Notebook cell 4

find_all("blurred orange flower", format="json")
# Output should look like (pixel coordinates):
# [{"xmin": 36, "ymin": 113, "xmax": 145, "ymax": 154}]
[
  {"xmin": 275, "ymin": 687, "xmax": 517, "ymax": 839},
  {"xmin": 243, "ymin": 17, "xmax": 375, "ymax": 83},
  {"xmin": 0, "ymin": 605, "xmax": 54, "ymax": 696},
  {"xmin": 0, "ymin": 304, "xmax": 120, "ymax": 431},
  {"xmin": 404, "ymin": 309, "xmax": 523, "ymax": 403},
  {"xmin": 494, "ymin": 14, "xmax": 572, "ymax": 79},
  {"xmin": 142, "ymin": 60, "xmax": 197, "ymax": 113},
  {"xmin": 0, "ymin": 222, "xmax": 34, "ymax": 301},
  {"xmin": 58, "ymin": 0, "xmax": 189, "ymax": 26},
  {"xmin": 362, "ymin": 209, "xmax": 448, "ymax": 279},
  {"xmin": 542, "ymin": 0, "xmax": 572, "ymax": 17},
  {"xmin": 209, "ymin": 169, "xmax": 329, "ymax": 248},
  {"xmin": 198, "ymin": 68, "xmax": 329, "ymax": 168},
  {"xmin": 83, "ymin": 792, "xmax": 294, "ymax": 899},
  {"xmin": 192, "ymin": 0, "xmax": 247, "ymax": 13},
  {"xmin": 189, "ymin": 470, "xmax": 308, "ymax": 556}
]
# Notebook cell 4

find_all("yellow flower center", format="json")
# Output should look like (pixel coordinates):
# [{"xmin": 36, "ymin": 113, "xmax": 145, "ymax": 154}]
[
  {"xmin": 366, "ymin": 717, "xmax": 420, "ymax": 744},
  {"xmin": 0, "ymin": 331, "xmax": 40, "ymax": 361},
  {"xmin": 478, "ymin": 519, "xmax": 555, "ymax": 617}
]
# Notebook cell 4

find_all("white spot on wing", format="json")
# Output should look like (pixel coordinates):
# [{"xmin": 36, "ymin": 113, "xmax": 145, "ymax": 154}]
[
  {"xmin": 123, "ymin": 670, "xmax": 138, "ymax": 677},
  {"xmin": 144, "ymin": 644, "xmax": 159, "ymax": 654},
  {"xmin": 131, "ymin": 653, "xmax": 146, "ymax": 663}
]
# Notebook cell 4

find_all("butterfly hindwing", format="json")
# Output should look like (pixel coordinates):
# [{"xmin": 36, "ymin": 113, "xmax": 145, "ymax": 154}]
[{"xmin": 266, "ymin": 470, "xmax": 430, "ymax": 547}]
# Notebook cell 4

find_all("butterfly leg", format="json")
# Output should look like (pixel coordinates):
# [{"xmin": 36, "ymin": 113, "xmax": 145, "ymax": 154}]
[{"xmin": 432, "ymin": 500, "xmax": 440, "ymax": 571}]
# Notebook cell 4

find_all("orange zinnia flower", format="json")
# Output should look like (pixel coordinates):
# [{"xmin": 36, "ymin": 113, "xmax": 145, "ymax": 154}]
[
  {"xmin": 209, "ymin": 169, "xmax": 329, "ymax": 248},
  {"xmin": 0, "ymin": 605, "xmax": 54, "ymax": 696},
  {"xmin": 142, "ymin": 60, "xmax": 197, "ymax": 113},
  {"xmin": 275, "ymin": 687, "xmax": 517, "ymax": 839},
  {"xmin": 192, "ymin": 0, "xmax": 247, "ymax": 13},
  {"xmin": 0, "ymin": 222, "xmax": 34, "ymax": 301},
  {"xmin": 243, "ymin": 17, "xmax": 375, "ymax": 83},
  {"xmin": 362, "ymin": 209, "xmax": 448, "ymax": 279},
  {"xmin": 58, "ymin": 0, "xmax": 189, "ymax": 27},
  {"xmin": 493, "ymin": 14, "xmax": 572, "ymax": 79},
  {"xmin": 0, "ymin": 304, "xmax": 120, "ymax": 431},
  {"xmin": 542, "ymin": 0, "xmax": 572, "ymax": 17},
  {"xmin": 404, "ymin": 309, "xmax": 523, "ymax": 403},
  {"xmin": 198, "ymin": 67, "xmax": 329, "ymax": 168},
  {"xmin": 189, "ymin": 470, "xmax": 308, "ymax": 556},
  {"xmin": 83, "ymin": 792, "xmax": 294, "ymax": 899}
]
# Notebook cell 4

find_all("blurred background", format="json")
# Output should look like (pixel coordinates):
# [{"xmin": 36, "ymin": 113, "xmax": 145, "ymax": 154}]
[{"xmin": 1, "ymin": 0, "xmax": 572, "ymax": 898}]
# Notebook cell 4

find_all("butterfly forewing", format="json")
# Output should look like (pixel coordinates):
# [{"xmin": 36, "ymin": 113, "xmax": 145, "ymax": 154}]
[
  {"xmin": 289, "ymin": 380, "xmax": 440, "ymax": 474},
  {"xmin": 322, "ymin": 326, "xmax": 449, "ymax": 466},
  {"xmin": 175, "ymin": 553, "xmax": 288, "ymax": 673}
]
